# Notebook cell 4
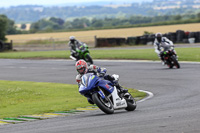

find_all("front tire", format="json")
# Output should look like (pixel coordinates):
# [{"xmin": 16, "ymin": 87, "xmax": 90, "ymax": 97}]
[
  {"xmin": 85, "ymin": 54, "xmax": 93, "ymax": 64},
  {"xmin": 172, "ymin": 56, "xmax": 180, "ymax": 69},
  {"xmin": 166, "ymin": 60, "xmax": 173, "ymax": 69},
  {"xmin": 92, "ymin": 93, "xmax": 114, "ymax": 114}
]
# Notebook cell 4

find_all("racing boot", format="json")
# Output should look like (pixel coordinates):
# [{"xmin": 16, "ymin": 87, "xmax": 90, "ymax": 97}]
[
  {"xmin": 161, "ymin": 61, "xmax": 166, "ymax": 66},
  {"xmin": 116, "ymin": 84, "xmax": 128, "ymax": 93}
]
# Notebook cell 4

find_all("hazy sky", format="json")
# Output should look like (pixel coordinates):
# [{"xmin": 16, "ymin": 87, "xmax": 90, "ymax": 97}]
[{"xmin": 1, "ymin": 0, "xmax": 153, "ymax": 7}]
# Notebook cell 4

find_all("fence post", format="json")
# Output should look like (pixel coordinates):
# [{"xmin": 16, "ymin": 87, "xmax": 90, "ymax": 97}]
[
  {"xmin": 10, "ymin": 40, "xmax": 13, "ymax": 50},
  {"xmin": 50, "ymin": 37, "xmax": 55, "ymax": 50},
  {"xmin": 94, "ymin": 35, "xmax": 97, "ymax": 47}
]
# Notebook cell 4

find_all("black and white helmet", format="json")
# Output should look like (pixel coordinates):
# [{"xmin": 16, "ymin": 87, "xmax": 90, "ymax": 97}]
[
  {"xmin": 155, "ymin": 33, "xmax": 162, "ymax": 43},
  {"xmin": 69, "ymin": 36, "xmax": 76, "ymax": 43}
]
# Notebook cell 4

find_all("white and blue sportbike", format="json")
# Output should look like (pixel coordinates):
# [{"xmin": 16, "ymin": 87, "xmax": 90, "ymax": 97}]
[{"xmin": 79, "ymin": 73, "xmax": 137, "ymax": 114}]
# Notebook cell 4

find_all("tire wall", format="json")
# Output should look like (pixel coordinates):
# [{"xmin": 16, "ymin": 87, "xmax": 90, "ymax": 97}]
[
  {"xmin": 96, "ymin": 38, "xmax": 126, "ymax": 47},
  {"xmin": 95, "ymin": 30, "xmax": 200, "ymax": 47},
  {"xmin": 0, "ymin": 40, "xmax": 13, "ymax": 52}
]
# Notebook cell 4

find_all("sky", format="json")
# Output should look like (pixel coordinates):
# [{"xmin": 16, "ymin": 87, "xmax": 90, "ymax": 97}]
[{"xmin": 0, "ymin": 0, "xmax": 153, "ymax": 8}]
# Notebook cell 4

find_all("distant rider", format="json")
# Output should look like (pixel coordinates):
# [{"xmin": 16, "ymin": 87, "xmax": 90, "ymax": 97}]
[
  {"xmin": 154, "ymin": 32, "xmax": 176, "ymax": 65},
  {"xmin": 68, "ymin": 36, "xmax": 83, "ymax": 60},
  {"xmin": 75, "ymin": 59, "xmax": 128, "ymax": 104}
]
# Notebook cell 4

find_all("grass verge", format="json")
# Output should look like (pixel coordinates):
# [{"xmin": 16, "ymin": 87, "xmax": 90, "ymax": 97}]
[
  {"xmin": 0, "ymin": 80, "xmax": 146, "ymax": 119},
  {"xmin": 0, "ymin": 47, "xmax": 199, "ymax": 62}
]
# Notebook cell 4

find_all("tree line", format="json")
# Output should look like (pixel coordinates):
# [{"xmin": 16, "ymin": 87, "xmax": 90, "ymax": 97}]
[
  {"xmin": 0, "ymin": 0, "xmax": 199, "ymax": 23},
  {"xmin": 30, "ymin": 13, "xmax": 200, "ymax": 33}
]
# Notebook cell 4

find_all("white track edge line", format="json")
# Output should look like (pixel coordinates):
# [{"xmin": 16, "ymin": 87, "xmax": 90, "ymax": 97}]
[{"xmin": 137, "ymin": 90, "xmax": 154, "ymax": 103}]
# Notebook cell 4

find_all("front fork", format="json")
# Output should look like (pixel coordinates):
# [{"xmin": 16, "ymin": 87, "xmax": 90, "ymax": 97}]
[
  {"xmin": 98, "ymin": 90, "xmax": 105, "ymax": 99},
  {"xmin": 96, "ymin": 87, "xmax": 112, "ymax": 103}
]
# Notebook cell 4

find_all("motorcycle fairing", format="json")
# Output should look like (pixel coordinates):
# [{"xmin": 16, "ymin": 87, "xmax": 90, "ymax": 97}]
[
  {"xmin": 79, "ymin": 74, "xmax": 99, "ymax": 95},
  {"xmin": 97, "ymin": 80, "xmax": 114, "ymax": 94},
  {"xmin": 79, "ymin": 73, "xmax": 114, "ymax": 95},
  {"xmin": 111, "ymin": 87, "xmax": 127, "ymax": 109}
]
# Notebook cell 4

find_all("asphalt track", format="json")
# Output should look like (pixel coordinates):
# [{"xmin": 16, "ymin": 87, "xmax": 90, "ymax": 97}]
[{"xmin": 0, "ymin": 59, "xmax": 200, "ymax": 133}]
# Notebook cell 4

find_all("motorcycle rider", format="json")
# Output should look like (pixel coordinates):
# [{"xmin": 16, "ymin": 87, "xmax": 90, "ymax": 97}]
[
  {"xmin": 75, "ymin": 59, "xmax": 128, "ymax": 104},
  {"xmin": 68, "ymin": 36, "xmax": 83, "ymax": 60},
  {"xmin": 154, "ymin": 32, "xmax": 176, "ymax": 65}
]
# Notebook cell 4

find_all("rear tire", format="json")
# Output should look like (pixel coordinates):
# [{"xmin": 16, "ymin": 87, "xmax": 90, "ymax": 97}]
[
  {"xmin": 92, "ymin": 93, "xmax": 114, "ymax": 114},
  {"xmin": 124, "ymin": 93, "xmax": 137, "ymax": 111}
]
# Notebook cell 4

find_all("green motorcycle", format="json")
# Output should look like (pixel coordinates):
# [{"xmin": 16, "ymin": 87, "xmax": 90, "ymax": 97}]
[{"xmin": 70, "ymin": 43, "xmax": 93, "ymax": 64}]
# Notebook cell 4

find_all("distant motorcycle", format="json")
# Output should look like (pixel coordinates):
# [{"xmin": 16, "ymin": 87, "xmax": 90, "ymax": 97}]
[
  {"xmin": 70, "ymin": 43, "xmax": 93, "ymax": 65},
  {"xmin": 79, "ymin": 73, "xmax": 137, "ymax": 114},
  {"xmin": 160, "ymin": 43, "xmax": 180, "ymax": 69}
]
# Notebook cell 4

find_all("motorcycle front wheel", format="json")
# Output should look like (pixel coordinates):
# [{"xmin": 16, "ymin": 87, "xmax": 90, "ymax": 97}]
[
  {"xmin": 92, "ymin": 93, "xmax": 114, "ymax": 114},
  {"xmin": 166, "ymin": 60, "xmax": 173, "ymax": 69},
  {"xmin": 85, "ymin": 54, "xmax": 93, "ymax": 64},
  {"xmin": 171, "ymin": 56, "xmax": 180, "ymax": 69}
]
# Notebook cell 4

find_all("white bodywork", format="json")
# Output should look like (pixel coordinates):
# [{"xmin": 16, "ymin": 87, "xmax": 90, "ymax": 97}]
[
  {"xmin": 111, "ymin": 86, "xmax": 127, "ymax": 109},
  {"xmin": 70, "ymin": 55, "xmax": 76, "ymax": 61}
]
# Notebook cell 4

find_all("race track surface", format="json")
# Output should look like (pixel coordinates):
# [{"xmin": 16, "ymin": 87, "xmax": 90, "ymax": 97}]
[{"xmin": 0, "ymin": 59, "xmax": 200, "ymax": 133}]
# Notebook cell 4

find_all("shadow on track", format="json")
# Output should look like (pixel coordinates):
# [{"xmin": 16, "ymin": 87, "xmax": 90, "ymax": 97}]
[{"xmin": 79, "ymin": 110, "xmax": 138, "ymax": 118}]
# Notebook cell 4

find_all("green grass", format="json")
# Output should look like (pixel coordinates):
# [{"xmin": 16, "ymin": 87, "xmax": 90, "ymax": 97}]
[
  {"xmin": 0, "ymin": 50, "xmax": 68, "ymax": 59},
  {"xmin": 0, "ymin": 47, "xmax": 200, "ymax": 61},
  {"xmin": 0, "ymin": 80, "xmax": 146, "ymax": 119},
  {"xmin": 92, "ymin": 48, "xmax": 200, "ymax": 61}
]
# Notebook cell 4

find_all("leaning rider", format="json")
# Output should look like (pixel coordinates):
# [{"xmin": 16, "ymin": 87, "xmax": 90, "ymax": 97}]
[
  {"xmin": 68, "ymin": 36, "xmax": 83, "ymax": 60},
  {"xmin": 153, "ymin": 32, "xmax": 175, "ymax": 65},
  {"xmin": 75, "ymin": 59, "xmax": 128, "ymax": 104}
]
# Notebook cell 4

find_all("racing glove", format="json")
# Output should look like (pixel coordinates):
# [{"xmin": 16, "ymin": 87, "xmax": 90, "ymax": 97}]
[{"xmin": 97, "ymin": 67, "xmax": 107, "ymax": 77}]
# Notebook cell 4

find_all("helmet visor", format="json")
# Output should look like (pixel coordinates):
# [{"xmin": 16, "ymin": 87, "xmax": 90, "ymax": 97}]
[
  {"xmin": 157, "ymin": 37, "xmax": 161, "ymax": 42},
  {"xmin": 77, "ymin": 67, "xmax": 85, "ymax": 74},
  {"xmin": 71, "ymin": 40, "xmax": 75, "ymax": 43}
]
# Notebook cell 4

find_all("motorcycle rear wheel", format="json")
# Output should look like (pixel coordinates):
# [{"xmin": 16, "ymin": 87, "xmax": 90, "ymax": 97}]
[
  {"xmin": 92, "ymin": 93, "xmax": 114, "ymax": 114},
  {"xmin": 124, "ymin": 93, "xmax": 137, "ymax": 111}
]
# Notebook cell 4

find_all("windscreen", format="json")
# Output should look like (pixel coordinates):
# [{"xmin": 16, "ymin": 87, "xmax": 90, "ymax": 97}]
[{"xmin": 81, "ymin": 73, "xmax": 93, "ymax": 87}]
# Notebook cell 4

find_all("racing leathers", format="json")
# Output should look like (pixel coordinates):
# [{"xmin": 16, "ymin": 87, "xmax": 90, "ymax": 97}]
[
  {"xmin": 68, "ymin": 40, "xmax": 83, "ymax": 60},
  {"xmin": 154, "ymin": 37, "xmax": 176, "ymax": 64}
]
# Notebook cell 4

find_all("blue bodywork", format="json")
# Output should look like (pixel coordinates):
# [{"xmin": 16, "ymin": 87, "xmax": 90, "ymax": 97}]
[{"xmin": 79, "ymin": 73, "xmax": 114, "ymax": 99}]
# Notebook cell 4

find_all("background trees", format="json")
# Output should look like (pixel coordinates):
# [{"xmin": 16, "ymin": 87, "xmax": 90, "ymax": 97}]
[
  {"xmin": 28, "ymin": 13, "xmax": 200, "ymax": 33},
  {"xmin": 0, "ymin": 15, "xmax": 20, "ymax": 40},
  {"xmin": 0, "ymin": 15, "xmax": 7, "ymax": 41}
]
